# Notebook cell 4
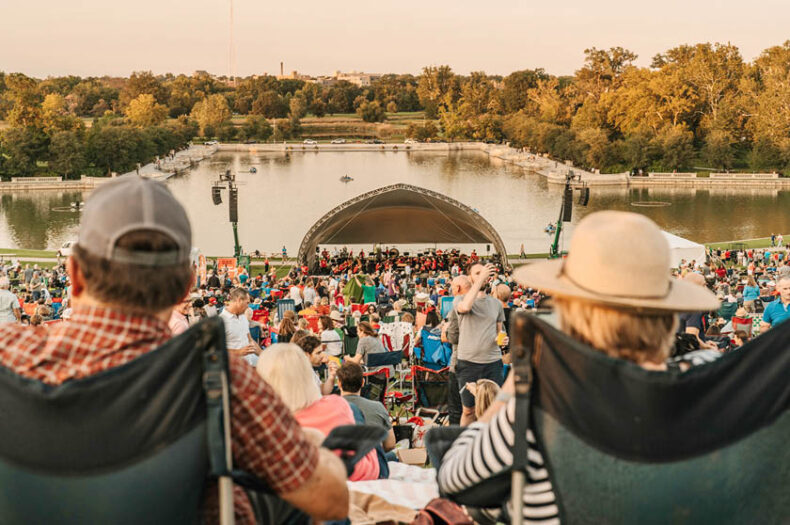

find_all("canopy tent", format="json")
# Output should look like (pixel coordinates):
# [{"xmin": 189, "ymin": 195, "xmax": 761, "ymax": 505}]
[
  {"xmin": 662, "ymin": 231, "xmax": 706, "ymax": 268},
  {"xmin": 297, "ymin": 184, "xmax": 509, "ymax": 269}
]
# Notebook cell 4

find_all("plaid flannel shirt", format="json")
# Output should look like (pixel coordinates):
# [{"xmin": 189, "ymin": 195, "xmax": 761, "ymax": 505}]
[{"xmin": 0, "ymin": 305, "xmax": 318, "ymax": 524}]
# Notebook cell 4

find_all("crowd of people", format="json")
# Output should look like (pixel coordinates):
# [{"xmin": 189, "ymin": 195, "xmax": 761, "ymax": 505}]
[{"xmin": 0, "ymin": 174, "xmax": 787, "ymax": 524}]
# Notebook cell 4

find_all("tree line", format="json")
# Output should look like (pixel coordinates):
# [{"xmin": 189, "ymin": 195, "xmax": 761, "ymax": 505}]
[{"xmin": 2, "ymin": 40, "xmax": 790, "ymax": 177}]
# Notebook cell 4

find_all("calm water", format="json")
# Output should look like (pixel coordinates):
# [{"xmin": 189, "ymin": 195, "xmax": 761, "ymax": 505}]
[{"xmin": 1, "ymin": 151, "xmax": 789, "ymax": 255}]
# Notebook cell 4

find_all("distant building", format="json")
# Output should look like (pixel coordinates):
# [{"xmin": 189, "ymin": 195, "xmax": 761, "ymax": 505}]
[{"xmin": 333, "ymin": 70, "xmax": 382, "ymax": 87}]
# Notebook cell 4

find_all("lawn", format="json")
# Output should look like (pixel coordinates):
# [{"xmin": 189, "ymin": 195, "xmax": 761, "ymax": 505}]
[
  {"xmin": 0, "ymin": 248, "xmax": 58, "ymax": 258},
  {"xmin": 705, "ymin": 235, "xmax": 789, "ymax": 250}
]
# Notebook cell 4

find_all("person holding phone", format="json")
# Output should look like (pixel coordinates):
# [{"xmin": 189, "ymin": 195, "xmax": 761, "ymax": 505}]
[{"xmin": 454, "ymin": 262, "xmax": 506, "ymax": 426}]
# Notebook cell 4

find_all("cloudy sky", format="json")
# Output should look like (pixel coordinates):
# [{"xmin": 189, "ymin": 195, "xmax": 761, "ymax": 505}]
[{"xmin": 1, "ymin": 0, "xmax": 788, "ymax": 78}]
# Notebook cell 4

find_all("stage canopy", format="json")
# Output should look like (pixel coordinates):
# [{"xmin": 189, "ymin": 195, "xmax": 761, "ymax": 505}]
[
  {"xmin": 297, "ymin": 183, "xmax": 509, "ymax": 268},
  {"xmin": 662, "ymin": 231, "xmax": 706, "ymax": 268}
]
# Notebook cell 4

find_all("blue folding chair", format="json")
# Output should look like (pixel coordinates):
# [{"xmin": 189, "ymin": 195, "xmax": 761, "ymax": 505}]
[
  {"xmin": 276, "ymin": 299, "xmax": 295, "ymax": 320},
  {"xmin": 440, "ymin": 296, "xmax": 454, "ymax": 320},
  {"xmin": 414, "ymin": 328, "xmax": 452, "ymax": 370}
]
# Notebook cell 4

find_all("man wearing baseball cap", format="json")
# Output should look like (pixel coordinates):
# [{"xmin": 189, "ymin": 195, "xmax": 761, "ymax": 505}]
[{"xmin": 0, "ymin": 175, "xmax": 348, "ymax": 523}]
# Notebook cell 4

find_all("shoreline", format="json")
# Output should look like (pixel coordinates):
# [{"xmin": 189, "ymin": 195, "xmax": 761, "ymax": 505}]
[{"xmin": 2, "ymin": 141, "xmax": 789, "ymax": 191}]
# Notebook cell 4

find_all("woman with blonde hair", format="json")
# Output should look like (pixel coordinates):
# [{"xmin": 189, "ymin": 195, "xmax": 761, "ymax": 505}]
[
  {"xmin": 438, "ymin": 211, "xmax": 720, "ymax": 524},
  {"xmin": 256, "ymin": 343, "xmax": 380, "ymax": 481}
]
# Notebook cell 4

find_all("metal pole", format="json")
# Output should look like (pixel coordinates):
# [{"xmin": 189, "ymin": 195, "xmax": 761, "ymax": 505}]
[{"xmin": 232, "ymin": 222, "xmax": 240, "ymax": 258}]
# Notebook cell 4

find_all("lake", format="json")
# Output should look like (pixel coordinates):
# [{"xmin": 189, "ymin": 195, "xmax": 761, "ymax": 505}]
[{"xmin": 1, "ymin": 150, "xmax": 789, "ymax": 255}]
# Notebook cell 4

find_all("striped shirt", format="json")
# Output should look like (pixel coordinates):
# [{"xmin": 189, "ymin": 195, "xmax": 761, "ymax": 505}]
[{"xmin": 437, "ymin": 399, "xmax": 560, "ymax": 524}]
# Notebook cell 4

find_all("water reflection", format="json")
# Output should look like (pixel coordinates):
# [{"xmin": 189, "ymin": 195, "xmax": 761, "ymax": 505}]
[{"xmin": 0, "ymin": 151, "xmax": 787, "ymax": 254}]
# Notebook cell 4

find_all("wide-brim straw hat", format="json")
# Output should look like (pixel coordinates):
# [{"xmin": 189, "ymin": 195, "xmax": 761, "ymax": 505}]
[{"xmin": 513, "ymin": 211, "xmax": 719, "ymax": 313}]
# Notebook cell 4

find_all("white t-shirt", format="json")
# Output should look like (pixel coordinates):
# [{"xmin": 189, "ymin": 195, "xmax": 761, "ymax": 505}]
[
  {"xmin": 219, "ymin": 309, "xmax": 250, "ymax": 350},
  {"xmin": 0, "ymin": 289, "xmax": 19, "ymax": 323},
  {"xmin": 289, "ymin": 285, "xmax": 303, "ymax": 305}
]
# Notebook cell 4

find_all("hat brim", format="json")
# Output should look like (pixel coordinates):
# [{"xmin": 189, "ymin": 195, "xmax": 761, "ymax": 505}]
[{"xmin": 513, "ymin": 260, "xmax": 719, "ymax": 313}]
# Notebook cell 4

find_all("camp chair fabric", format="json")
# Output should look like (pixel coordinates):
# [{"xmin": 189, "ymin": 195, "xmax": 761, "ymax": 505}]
[
  {"xmin": 731, "ymin": 316, "xmax": 753, "ymax": 336},
  {"xmin": 411, "ymin": 366, "xmax": 449, "ymax": 410},
  {"xmin": 344, "ymin": 334, "xmax": 360, "ymax": 357},
  {"xmin": 428, "ymin": 311, "xmax": 790, "ymax": 523},
  {"xmin": 0, "ymin": 318, "xmax": 235, "ymax": 525},
  {"xmin": 414, "ymin": 328, "xmax": 452, "ymax": 370},
  {"xmin": 717, "ymin": 300, "xmax": 738, "ymax": 321},
  {"xmin": 362, "ymin": 369, "xmax": 389, "ymax": 405},
  {"xmin": 365, "ymin": 350, "xmax": 403, "ymax": 370},
  {"xmin": 276, "ymin": 299, "xmax": 296, "ymax": 320}
]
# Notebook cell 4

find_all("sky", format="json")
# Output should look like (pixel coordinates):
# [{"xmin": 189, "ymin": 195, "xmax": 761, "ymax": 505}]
[{"xmin": 1, "ymin": 0, "xmax": 789, "ymax": 78}]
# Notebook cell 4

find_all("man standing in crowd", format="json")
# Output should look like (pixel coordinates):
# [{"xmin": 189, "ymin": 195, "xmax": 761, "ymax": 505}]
[
  {"xmin": 0, "ymin": 176, "xmax": 349, "ymax": 523},
  {"xmin": 455, "ymin": 263, "xmax": 505, "ymax": 425},
  {"xmin": 220, "ymin": 287, "xmax": 261, "ymax": 362},
  {"xmin": 337, "ymin": 361, "xmax": 396, "ymax": 452},
  {"xmin": 443, "ymin": 275, "xmax": 471, "ymax": 426},
  {"xmin": 761, "ymin": 275, "xmax": 790, "ymax": 331},
  {"xmin": 0, "ymin": 277, "xmax": 20, "ymax": 323}
]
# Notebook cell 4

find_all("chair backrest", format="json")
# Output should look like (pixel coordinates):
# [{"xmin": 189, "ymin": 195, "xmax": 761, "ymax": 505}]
[
  {"xmin": 515, "ymin": 312, "xmax": 790, "ymax": 523},
  {"xmin": 277, "ymin": 299, "xmax": 295, "ymax": 320},
  {"xmin": 365, "ymin": 350, "xmax": 403, "ymax": 369},
  {"xmin": 416, "ymin": 328, "xmax": 452, "ymax": 370},
  {"xmin": 731, "ymin": 316, "xmax": 753, "ymax": 336},
  {"xmin": 411, "ymin": 365, "xmax": 449, "ymax": 410},
  {"xmin": 361, "ymin": 369, "xmax": 389, "ymax": 405},
  {"xmin": 439, "ymin": 297, "xmax": 454, "ymax": 319},
  {"xmin": 343, "ymin": 335, "xmax": 360, "ymax": 357},
  {"xmin": 717, "ymin": 301, "xmax": 738, "ymax": 320},
  {"xmin": 534, "ymin": 407, "xmax": 789, "ymax": 524},
  {"xmin": 0, "ymin": 319, "xmax": 229, "ymax": 525}
]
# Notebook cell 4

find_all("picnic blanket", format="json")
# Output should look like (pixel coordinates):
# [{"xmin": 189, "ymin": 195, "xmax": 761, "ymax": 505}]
[{"xmin": 348, "ymin": 462, "xmax": 438, "ymax": 511}]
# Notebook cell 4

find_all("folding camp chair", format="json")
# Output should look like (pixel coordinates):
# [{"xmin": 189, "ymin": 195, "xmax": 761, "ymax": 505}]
[
  {"xmin": 439, "ymin": 296, "xmax": 454, "ymax": 320},
  {"xmin": 361, "ymin": 368, "xmax": 389, "ymax": 405},
  {"xmin": 343, "ymin": 334, "xmax": 359, "ymax": 357},
  {"xmin": 365, "ymin": 350, "xmax": 404, "ymax": 392},
  {"xmin": 303, "ymin": 315, "xmax": 320, "ymax": 333},
  {"xmin": 427, "ymin": 311, "xmax": 790, "ymax": 525},
  {"xmin": 0, "ymin": 318, "xmax": 386, "ymax": 525},
  {"xmin": 276, "ymin": 299, "xmax": 295, "ymax": 320},
  {"xmin": 414, "ymin": 328, "xmax": 452, "ymax": 370},
  {"xmin": 411, "ymin": 365, "xmax": 449, "ymax": 422},
  {"xmin": 731, "ymin": 316, "xmax": 753, "ymax": 337}
]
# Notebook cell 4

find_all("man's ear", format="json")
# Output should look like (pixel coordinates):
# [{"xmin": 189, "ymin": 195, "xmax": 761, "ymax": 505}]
[{"xmin": 66, "ymin": 256, "xmax": 85, "ymax": 299}]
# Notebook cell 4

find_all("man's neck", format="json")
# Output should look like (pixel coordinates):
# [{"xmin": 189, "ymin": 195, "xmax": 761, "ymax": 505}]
[
  {"xmin": 340, "ymin": 390, "xmax": 361, "ymax": 397},
  {"xmin": 72, "ymin": 294, "xmax": 172, "ymax": 323}
]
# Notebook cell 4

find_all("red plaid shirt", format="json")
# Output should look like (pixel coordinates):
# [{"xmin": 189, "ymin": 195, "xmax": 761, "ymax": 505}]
[{"xmin": 0, "ymin": 305, "xmax": 318, "ymax": 524}]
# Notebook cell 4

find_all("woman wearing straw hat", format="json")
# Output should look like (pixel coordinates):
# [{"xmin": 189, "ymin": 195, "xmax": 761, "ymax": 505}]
[{"xmin": 437, "ymin": 210, "xmax": 719, "ymax": 524}]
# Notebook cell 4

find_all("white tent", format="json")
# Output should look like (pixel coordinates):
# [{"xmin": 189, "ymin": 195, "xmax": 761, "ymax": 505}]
[{"xmin": 662, "ymin": 231, "xmax": 706, "ymax": 268}]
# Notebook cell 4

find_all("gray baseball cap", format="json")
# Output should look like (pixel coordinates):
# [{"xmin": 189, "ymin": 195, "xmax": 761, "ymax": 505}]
[{"xmin": 77, "ymin": 175, "xmax": 192, "ymax": 266}]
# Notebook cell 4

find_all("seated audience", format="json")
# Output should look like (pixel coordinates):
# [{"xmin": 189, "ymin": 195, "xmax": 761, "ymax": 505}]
[{"xmin": 256, "ymin": 343, "xmax": 380, "ymax": 481}]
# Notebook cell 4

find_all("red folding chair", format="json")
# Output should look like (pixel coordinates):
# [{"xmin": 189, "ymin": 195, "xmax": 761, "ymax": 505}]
[{"xmin": 731, "ymin": 316, "xmax": 753, "ymax": 337}]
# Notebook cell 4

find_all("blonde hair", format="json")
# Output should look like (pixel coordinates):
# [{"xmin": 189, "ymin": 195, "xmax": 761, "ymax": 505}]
[
  {"xmin": 256, "ymin": 343, "xmax": 321, "ymax": 412},
  {"xmin": 553, "ymin": 298, "xmax": 678, "ymax": 364},
  {"xmin": 474, "ymin": 379, "xmax": 500, "ymax": 419}
]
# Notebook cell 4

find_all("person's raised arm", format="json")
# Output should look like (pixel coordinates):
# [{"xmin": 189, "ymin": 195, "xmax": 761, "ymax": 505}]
[{"xmin": 456, "ymin": 264, "xmax": 494, "ymax": 314}]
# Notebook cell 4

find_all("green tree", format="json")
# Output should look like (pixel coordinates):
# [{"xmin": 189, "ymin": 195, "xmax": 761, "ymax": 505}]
[
  {"xmin": 0, "ymin": 127, "xmax": 49, "ymax": 177},
  {"xmin": 749, "ymin": 137, "xmax": 781, "ymax": 171},
  {"xmin": 251, "ymin": 90, "xmax": 288, "ymax": 118},
  {"xmin": 125, "ymin": 93, "xmax": 168, "ymax": 127},
  {"xmin": 357, "ymin": 100, "xmax": 386, "ymax": 123},
  {"xmin": 386, "ymin": 100, "xmax": 398, "ymax": 113},
  {"xmin": 309, "ymin": 98, "xmax": 327, "ymax": 117},
  {"xmin": 120, "ymin": 71, "xmax": 168, "ymax": 108},
  {"xmin": 417, "ymin": 65, "xmax": 457, "ymax": 119},
  {"xmin": 701, "ymin": 130, "xmax": 735, "ymax": 169},
  {"xmin": 656, "ymin": 126, "xmax": 695, "ymax": 170},
  {"xmin": 190, "ymin": 94, "xmax": 231, "ymax": 137},
  {"xmin": 48, "ymin": 130, "xmax": 86, "ymax": 179},
  {"xmin": 577, "ymin": 128, "xmax": 611, "ymax": 169},
  {"xmin": 289, "ymin": 94, "xmax": 308, "ymax": 119},
  {"xmin": 405, "ymin": 122, "xmax": 439, "ymax": 141},
  {"xmin": 502, "ymin": 69, "xmax": 548, "ymax": 113},
  {"xmin": 240, "ymin": 116, "xmax": 273, "ymax": 141}
]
